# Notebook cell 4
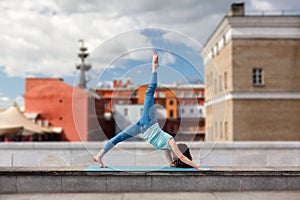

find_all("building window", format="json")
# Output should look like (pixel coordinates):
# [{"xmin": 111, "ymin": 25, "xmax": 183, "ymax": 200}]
[
  {"xmin": 223, "ymin": 35, "xmax": 227, "ymax": 45},
  {"xmin": 59, "ymin": 99, "xmax": 63, "ymax": 103},
  {"xmin": 177, "ymin": 92, "xmax": 183, "ymax": 97},
  {"xmin": 219, "ymin": 75, "xmax": 223, "ymax": 92},
  {"xmin": 190, "ymin": 108, "xmax": 194, "ymax": 114},
  {"xmin": 215, "ymin": 44, "xmax": 219, "ymax": 55},
  {"xmin": 224, "ymin": 72, "xmax": 228, "ymax": 90},
  {"xmin": 132, "ymin": 92, "xmax": 137, "ymax": 97},
  {"xmin": 170, "ymin": 110, "xmax": 174, "ymax": 118},
  {"xmin": 220, "ymin": 122, "xmax": 223, "ymax": 139},
  {"xmin": 185, "ymin": 92, "xmax": 192, "ymax": 97},
  {"xmin": 199, "ymin": 108, "xmax": 203, "ymax": 115},
  {"xmin": 181, "ymin": 108, "xmax": 185, "ymax": 114},
  {"xmin": 124, "ymin": 108, "xmax": 128, "ymax": 116},
  {"xmin": 140, "ymin": 108, "xmax": 143, "ymax": 115},
  {"xmin": 169, "ymin": 100, "xmax": 174, "ymax": 105},
  {"xmin": 214, "ymin": 79, "xmax": 217, "ymax": 94},
  {"xmin": 253, "ymin": 68, "xmax": 264, "ymax": 86}
]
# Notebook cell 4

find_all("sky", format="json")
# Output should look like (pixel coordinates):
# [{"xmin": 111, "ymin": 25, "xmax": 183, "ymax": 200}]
[{"xmin": 0, "ymin": 0, "xmax": 299, "ymax": 109}]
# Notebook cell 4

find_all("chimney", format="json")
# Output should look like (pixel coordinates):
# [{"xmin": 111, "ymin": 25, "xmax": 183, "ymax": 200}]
[
  {"xmin": 126, "ymin": 79, "xmax": 132, "ymax": 87},
  {"xmin": 113, "ymin": 80, "xmax": 117, "ymax": 88},
  {"xmin": 118, "ymin": 80, "xmax": 122, "ymax": 88},
  {"xmin": 227, "ymin": 2, "xmax": 245, "ymax": 16}
]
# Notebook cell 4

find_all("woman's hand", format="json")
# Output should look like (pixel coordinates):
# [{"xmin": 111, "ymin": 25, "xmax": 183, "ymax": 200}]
[
  {"xmin": 169, "ymin": 161, "xmax": 177, "ymax": 167},
  {"xmin": 197, "ymin": 166, "xmax": 210, "ymax": 171}
]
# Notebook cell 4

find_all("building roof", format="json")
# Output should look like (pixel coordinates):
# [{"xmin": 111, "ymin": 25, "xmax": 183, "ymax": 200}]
[{"xmin": 0, "ymin": 103, "xmax": 53, "ymax": 136}]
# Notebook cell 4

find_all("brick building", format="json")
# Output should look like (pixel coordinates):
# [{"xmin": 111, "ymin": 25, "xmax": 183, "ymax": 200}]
[
  {"xmin": 24, "ymin": 78, "xmax": 102, "ymax": 141},
  {"xmin": 201, "ymin": 3, "xmax": 300, "ymax": 141}
]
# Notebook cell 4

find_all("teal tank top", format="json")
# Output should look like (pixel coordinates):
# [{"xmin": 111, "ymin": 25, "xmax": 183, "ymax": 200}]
[{"xmin": 141, "ymin": 123, "xmax": 172, "ymax": 150}]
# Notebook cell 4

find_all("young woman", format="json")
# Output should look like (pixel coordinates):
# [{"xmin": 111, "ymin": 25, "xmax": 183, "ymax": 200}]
[{"xmin": 93, "ymin": 52, "xmax": 207, "ymax": 170}]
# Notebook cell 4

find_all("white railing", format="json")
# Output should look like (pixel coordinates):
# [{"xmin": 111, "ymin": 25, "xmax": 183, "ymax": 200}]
[{"xmin": 246, "ymin": 10, "xmax": 300, "ymax": 16}]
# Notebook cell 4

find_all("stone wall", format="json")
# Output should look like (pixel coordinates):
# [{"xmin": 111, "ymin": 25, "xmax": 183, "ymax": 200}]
[
  {"xmin": 0, "ymin": 142, "xmax": 299, "ymax": 167},
  {"xmin": 233, "ymin": 99, "xmax": 300, "ymax": 141}
]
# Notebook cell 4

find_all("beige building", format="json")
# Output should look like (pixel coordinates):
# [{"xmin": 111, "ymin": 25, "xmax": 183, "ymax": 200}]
[{"xmin": 201, "ymin": 3, "xmax": 300, "ymax": 141}]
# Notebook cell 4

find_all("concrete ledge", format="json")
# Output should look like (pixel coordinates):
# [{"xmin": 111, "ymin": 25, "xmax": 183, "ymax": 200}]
[
  {"xmin": 0, "ymin": 166, "xmax": 299, "ymax": 193},
  {"xmin": 1, "ymin": 142, "xmax": 300, "ymax": 167}
]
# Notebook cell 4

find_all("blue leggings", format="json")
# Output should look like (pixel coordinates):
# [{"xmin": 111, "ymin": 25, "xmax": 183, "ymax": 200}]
[{"xmin": 103, "ymin": 73, "xmax": 158, "ymax": 153}]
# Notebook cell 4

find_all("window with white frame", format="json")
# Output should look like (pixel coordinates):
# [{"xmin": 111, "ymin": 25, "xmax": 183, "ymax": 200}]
[
  {"xmin": 253, "ymin": 68, "xmax": 264, "ymax": 86},
  {"xmin": 185, "ymin": 92, "xmax": 192, "ymax": 97},
  {"xmin": 199, "ymin": 108, "xmax": 203, "ymax": 115},
  {"xmin": 190, "ymin": 108, "xmax": 194, "ymax": 114},
  {"xmin": 177, "ymin": 91, "xmax": 183, "ymax": 97}
]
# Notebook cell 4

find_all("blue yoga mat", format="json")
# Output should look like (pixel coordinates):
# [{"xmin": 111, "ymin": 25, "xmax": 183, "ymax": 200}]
[{"xmin": 85, "ymin": 166, "xmax": 210, "ymax": 172}]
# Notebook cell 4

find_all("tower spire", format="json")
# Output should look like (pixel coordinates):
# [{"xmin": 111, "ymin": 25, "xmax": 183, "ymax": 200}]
[{"xmin": 76, "ymin": 39, "xmax": 91, "ymax": 89}]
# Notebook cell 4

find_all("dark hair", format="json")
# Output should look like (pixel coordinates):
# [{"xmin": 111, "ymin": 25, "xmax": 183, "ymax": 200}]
[{"xmin": 174, "ymin": 143, "xmax": 193, "ymax": 168}]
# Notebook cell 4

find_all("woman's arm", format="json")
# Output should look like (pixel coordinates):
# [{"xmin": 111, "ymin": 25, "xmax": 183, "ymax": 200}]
[{"xmin": 168, "ymin": 138, "xmax": 207, "ymax": 170}]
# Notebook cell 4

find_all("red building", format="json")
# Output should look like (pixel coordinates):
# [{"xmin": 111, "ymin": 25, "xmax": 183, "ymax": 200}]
[
  {"xmin": 23, "ymin": 41, "xmax": 106, "ymax": 142},
  {"xmin": 24, "ymin": 78, "xmax": 93, "ymax": 141}
]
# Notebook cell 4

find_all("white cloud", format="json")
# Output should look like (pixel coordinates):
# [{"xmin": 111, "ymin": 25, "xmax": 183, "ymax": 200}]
[
  {"xmin": 89, "ymin": 30, "xmax": 153, "ymax": 71},
  {"xmin": 160, "ymin": 52, "xmax": 176, "ymax": 66},
  {"xmin": 0, "ymin": 97, "xmax": 10, "ymax": 102},
  {"xmin": 250, "ymin": 0, "xmax": 274, "ymax": 10},
  {"xmin": 0, "ymin": 94, "xmax": 11, "ymax": 109},
  {"xmin": 0, "ymin": 0, "xmax": 299, "ymax": 80},
  {"xmin": 0, "ymin": 92, "xmax": 24, "ymax": 109}
]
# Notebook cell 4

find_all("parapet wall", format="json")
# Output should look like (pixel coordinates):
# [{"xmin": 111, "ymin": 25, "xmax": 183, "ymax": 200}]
[{"xmin": 0, "ymin": 142, "xmax": 299, "ymax": 167}]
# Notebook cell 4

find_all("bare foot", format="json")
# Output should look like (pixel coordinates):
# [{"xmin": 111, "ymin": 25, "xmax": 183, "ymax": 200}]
[
  {"xmin": 152, "ymin": 52, "xmax": 158, "ymax": 64},
  {"xmin": 93, "ymin": 156, "xmax": 107, "ymax": 168},
  {"xmin": 152, "ymin": 52, "xmax": 159, "ymax": 72}
]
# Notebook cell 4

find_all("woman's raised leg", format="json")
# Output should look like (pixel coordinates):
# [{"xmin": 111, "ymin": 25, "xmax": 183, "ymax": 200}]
[{"xmin": 139, "ymin": 52, "xmax": 159, "ymax": 126}]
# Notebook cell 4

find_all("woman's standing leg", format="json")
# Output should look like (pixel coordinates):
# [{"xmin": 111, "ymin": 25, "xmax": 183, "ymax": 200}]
[{"xmin": 93, "ymin": 123, "xmax": 141, "ymax": 167}]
